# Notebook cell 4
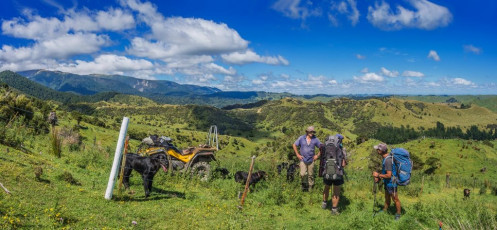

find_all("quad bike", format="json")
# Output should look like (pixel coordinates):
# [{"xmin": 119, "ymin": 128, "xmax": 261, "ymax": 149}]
[{"xmin": 137, "ymin": 126, "xmax": 219, "ymax": 181}]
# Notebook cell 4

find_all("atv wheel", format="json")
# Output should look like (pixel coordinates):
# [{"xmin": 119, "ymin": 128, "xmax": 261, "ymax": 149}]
[{"xmin": 191, "ymin": 161, "xmax": 211, "ymax": 182}]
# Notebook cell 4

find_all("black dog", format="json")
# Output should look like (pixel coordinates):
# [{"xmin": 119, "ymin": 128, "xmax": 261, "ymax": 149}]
[
  {"xmin": 234, "ymin": 170, "xmax": 266, "ymax": 187},
  {"xmin": 286, "ymin": 163, "xmax": 299, "ymax": 182},
  {"xmin": 277, "ymin": 163, "xmax": 289, "ymax": 174},
  {"xmin": 213, "ymin": 167, "xmax": 231, "ymax": 179},
  {"xmin": 463, "ymin": 188, "xmax": 471, "ymax": 199},
  {"xmin": 122, "ymin": 153, "xmax": 168, "ymax": 198}
]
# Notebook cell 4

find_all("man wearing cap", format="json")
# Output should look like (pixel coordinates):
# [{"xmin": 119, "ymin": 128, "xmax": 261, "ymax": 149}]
[
  {"xmin": 293, "ymin": 126, "xmax": 322, "ymax": 191},
  {"xmin": 372, "ymin": 143, "xmax": 402, "ymax": 220}
]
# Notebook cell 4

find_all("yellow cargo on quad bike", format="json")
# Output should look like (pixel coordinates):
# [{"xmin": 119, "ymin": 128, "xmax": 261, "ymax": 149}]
[{"xmin": 137, "ymin": 126, "xmax": 219, "ymax": 181}]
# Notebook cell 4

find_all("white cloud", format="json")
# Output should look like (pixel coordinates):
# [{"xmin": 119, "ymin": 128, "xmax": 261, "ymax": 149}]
[
  {"xmin": 1, "ymin": 8, "xmax": 135, "ymax": 40},
  {"xmin": 271, "ymin": 80, "xmax": 294, "ymax": 89},
  {"xmin": 125, "ymin": 18, "xmax": 249, "ymax": 58},
  {"xmin": 221, "ymin": 50, "xmax": 289, "ymax": 65},
  {"xmin": 329, "ymin": 0, "xmax": 360, "ymax": 26},
  {"xmin": 380, "ymin": 67, "xmax": 399, "ymax": 77},
  {"xmin": 353, "ymin": 72, "xmax": 384, "ymax": 83},
  {"xmin": 280, "ymin": 73, "xmax": 290, "ymax": 79},
  {"xmin": 329, "ymin": 79, "xmax": 338, "ymax": 85},
  {"xmin": 367, "ymin": 0, "xmax": 452, "ymax": 30},
  {"xmin": 356, "ymin": 54, "xmax": 366, "ymax": 59},
  {"xmin": 452, "ymin": 77, "xmax": 476, "ymax": 87},
  {"xmin": 0, "ymin": 33, "xmax": 109, "ymax": 62},
  {"xmin": 402, "ymin": 70, "xmax": 425, "ymax": 77},
  {"xmin": 252, "ymin": 79, "xmax": 264, "ymax": 85},
  {"xmin": 427, "ymin": 50, "xmax": 440, "ymax": 61},
  {"xmin": 425, "ymin": 81, "xmax": 441, "ymax": 87},
  {"xmin": 360, "ymin": 67, "xmax": 369, "ymax": 73},
  {"xmin": 55, "ymin": 54, "xmax": 154, "ymax": 76},
  {"xmin": 464, "ymin": 45, "xmax": 482, "ymax": 55},
  {"xmin": 272, "ymin": 0, "xmax": 322, "ymax": 21}
]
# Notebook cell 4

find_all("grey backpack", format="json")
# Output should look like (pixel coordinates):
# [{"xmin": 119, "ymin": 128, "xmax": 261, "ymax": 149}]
[{"xmin": 323, "ymin": 135, "xmax": 344, "ymax": 180}]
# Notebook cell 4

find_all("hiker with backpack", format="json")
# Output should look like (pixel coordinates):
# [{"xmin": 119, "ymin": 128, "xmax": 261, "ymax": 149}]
[
  {"xmin": 372, "ymin": 142, "xmax": 412, "ymax": 220},
  {"xmin": 320, "ymin": 134, "xmax": 347, "ymax": 215},
  {"xmin": 293, "ymin": 126, "xmax": 322, "ymax": 191}
]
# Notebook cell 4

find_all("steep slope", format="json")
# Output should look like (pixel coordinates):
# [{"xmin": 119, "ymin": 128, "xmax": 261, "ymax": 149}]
[{"xmin": 17, "ymin": 69, "xmax": 221, "ymax": 96}]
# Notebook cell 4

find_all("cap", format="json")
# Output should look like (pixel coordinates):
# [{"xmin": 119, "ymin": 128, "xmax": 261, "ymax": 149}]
[
  {"xmin": 374, "ymin": 143, "xmax": 388, "ymax": 152},
  {"xmin": 305, "ymin": 126, "xmax": 316, "ymax": 133},
  {"xmin": 336, "ymin": 134, "xmax": 344, "ymax": 139}
]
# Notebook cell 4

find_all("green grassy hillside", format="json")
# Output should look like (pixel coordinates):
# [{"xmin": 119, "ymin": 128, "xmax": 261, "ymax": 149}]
[{"xmin": 1, "ymin": 87, "xmax": 497, "ymax": 229}]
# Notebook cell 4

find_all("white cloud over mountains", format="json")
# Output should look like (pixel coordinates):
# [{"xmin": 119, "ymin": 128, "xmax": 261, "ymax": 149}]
[
  {"xmin": 0, "ymin": 0, "xmax": 288, "ymax": 80},
  {"xmin": 354, "ymin": 72, "xmax": 384, "ymax": 83},
  {"xmin": 221, "ymin": 50, "xmax": 289, "ymax": 65}
]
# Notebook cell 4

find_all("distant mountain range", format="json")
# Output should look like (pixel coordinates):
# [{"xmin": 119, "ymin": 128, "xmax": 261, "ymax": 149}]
[
  {"xmin": 3, "ymin": 69, "xmax": 497, "ymax": 111},
  {"xmin": 17, "ymin": 69, "xmax": 221, "ymax": 96}
]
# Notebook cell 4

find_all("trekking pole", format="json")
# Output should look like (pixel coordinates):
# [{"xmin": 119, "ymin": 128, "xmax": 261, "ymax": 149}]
[
  {"xmin": 239, "ymin": 155, "xmax": 256, "ymax": 209},
  {"xmin": 372, "ymin": 178, "xmax": 378, "ymax": 218}
]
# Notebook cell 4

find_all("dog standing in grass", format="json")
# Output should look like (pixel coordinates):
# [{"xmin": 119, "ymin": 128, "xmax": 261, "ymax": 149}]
[{"xmin": 122, "ymin": 153, "xmax": 169, "ymax": 198}]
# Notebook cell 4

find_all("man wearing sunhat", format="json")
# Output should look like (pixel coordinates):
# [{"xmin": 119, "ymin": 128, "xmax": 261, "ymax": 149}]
[{"xmin": 293, "ymin": 126, "xmax": 322, "ymax": 191}]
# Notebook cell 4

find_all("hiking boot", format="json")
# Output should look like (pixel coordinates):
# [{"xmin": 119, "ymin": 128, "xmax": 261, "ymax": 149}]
[
  {"xmin": 331, "ymin": 207, "xmax": 339, "ymax": 215},
  {"xmin": 395, "ymin": 214, "xmax": 401, "ymax": 220},
  {"xmin": 321, "ymin": 201, "xmax": 327, "ymax": 209}
]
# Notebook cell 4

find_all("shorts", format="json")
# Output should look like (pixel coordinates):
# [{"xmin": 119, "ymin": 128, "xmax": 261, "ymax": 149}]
[
  {"xmin": 384, "ymin": 185, "xmax": 398, "ymax": 194},
  {"xmin": 323, "ymin": 178, "xmax": 344, "ymax": 186}
]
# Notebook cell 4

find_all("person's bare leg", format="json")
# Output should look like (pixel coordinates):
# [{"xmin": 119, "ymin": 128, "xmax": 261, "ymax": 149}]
[
  {"xmin": 332, "ymin": 185, "xmax": 341, "ymax": 208},
  {"xmin": 323, "ymin": 185, "xmax": 330, "ymax": 201},
  {"xmin": 384, "ymin": 191, "xmax": 391, "ymax": 211},
  {"xmin": 393, "ymin": 191, "xmax": 401, "ymax": 215}
]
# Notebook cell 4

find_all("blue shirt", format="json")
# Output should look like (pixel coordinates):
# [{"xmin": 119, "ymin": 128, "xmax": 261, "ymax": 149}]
[{"xmin": 294, "ymin": 135, "xmax": 322, "ymax": 164}]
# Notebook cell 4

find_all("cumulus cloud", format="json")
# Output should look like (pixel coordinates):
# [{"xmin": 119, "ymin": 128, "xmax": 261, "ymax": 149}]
[
  {"xmin": 353, "ymin": 72, "xmax": 384, "ymax": 83},
  {"xmin": 221, "ymin": 50, "xmax": 289, "ymax": 65},
  {"xmin": 380, "ymin": 67, "xmax": 399, "ymax": 77},
  {"xmin": 451, "ymin": 77, "xmax": 476, "ymax": 87},
  {"xmin": 0, "ymin": 0, "xmax": 288, "ymax": 83},
  {"xmin": 272, "ymin": 0, "xmax": 322, "ymax": 21},
  {"xmin": 402, "ymin": 70, "xmax": 425, "ymax": 77},
  {"xmin": 56, "ymin": 54, "xmax": 154, "ymax": 76},
  {"xmin": 0, "ymin": 5, "xmax": 134, "ymax": 71},
  {"xmin": 1, "ymin": 8, "xmax": 135, "ymax": 40},
  {"xmin": 464, "ymin": 45, "xmax": 482, "ymax": 55},
  {"xmin": 427, "ymin": 50, "xmax": 440, "ymax": 61},
  {"xmin": 367, "ymin": 0, "xmax": 452, "ymax": 30},
  {"xmin": 329, "ymin": 0, "xmax": 360, "ymax": 26},
  {"xmin": 280, "ymin": 73, "xmax": 290, "ymax": 79},
  {"xmin": 125, "ymin": 17, "xmax": 249, "ymax": 58},
  {"xmin": 0, "ymin": 33, "xmax": 109, "ymax": 63}
]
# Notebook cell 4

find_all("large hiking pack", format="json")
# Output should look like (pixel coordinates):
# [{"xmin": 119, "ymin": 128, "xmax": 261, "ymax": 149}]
[
  {"xmin": 388, "ymin": 148, "xmax": 413, "ymax": 186},
  {"xmin": 322, "ymin": 135, "xmax": 344, "ymax": 180}
]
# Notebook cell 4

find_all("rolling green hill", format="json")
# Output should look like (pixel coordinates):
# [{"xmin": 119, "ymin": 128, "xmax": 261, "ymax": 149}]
[{"xmin": 1, "ymin": 85, "xmax": 497, "ymax": 229}]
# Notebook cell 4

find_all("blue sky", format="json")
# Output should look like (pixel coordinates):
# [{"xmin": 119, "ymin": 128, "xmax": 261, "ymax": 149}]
[{"xmin": 0, "ymin": 0, "xmax": 496, "ymax": 94}]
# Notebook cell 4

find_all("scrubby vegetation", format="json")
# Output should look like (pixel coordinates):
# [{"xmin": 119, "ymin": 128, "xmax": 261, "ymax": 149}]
[{"xmin": 0, "ymin": 79, "xmax": 496, "ymax": 229}]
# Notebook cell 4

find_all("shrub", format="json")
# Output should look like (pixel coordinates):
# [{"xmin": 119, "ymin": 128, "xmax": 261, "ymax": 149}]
[{"xmin": 57, "ymin": 171, "xmax": 81, "ymax": 185}]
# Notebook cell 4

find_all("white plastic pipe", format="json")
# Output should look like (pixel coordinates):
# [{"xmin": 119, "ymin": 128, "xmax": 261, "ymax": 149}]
[{"xmin": 105, "ymin": 117, "xmax": 129, "ymax": 200}]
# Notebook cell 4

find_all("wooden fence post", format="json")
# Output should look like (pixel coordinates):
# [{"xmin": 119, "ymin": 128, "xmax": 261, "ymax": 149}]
[
  {"xmin": 239, "ymin": 156, "xmax": 256, "ymax": 208},
  {"xmin": 118, "ymin": 136, "xmax": 130, "ymax": 194}
]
